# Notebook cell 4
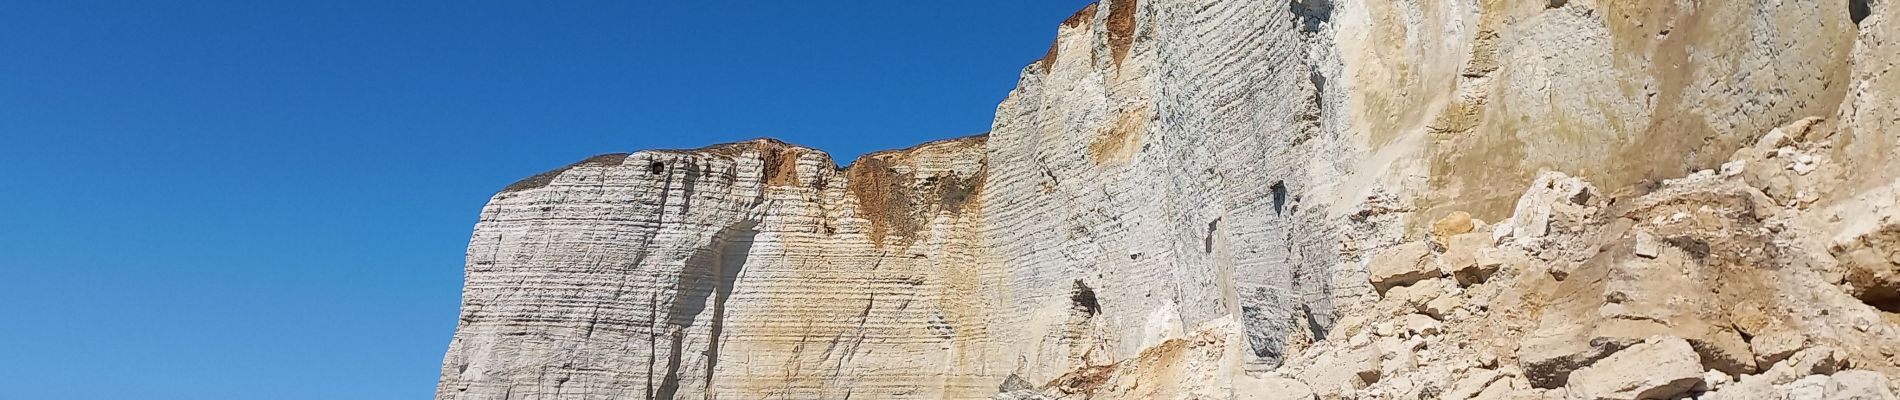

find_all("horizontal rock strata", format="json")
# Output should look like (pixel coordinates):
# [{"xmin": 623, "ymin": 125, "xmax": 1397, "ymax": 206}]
[{"xmin": 440, "ymin": 0, "xmax": 1900, "ymax": 398}]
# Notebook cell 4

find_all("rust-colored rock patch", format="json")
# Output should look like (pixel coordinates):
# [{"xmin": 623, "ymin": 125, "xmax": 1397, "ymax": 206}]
[
  {"xmin": 1088, "ymin": 106, "xmax": 1149, "ymax": 165},
  {"xmin": 1106, "ymin": 0, "xmax": 1138, "ymax": 67}
]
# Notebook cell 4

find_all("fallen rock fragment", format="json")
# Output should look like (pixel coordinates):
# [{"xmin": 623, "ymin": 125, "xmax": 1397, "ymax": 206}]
[
  {"xmin": 1432, "ymin": 211, "xmax": 1477, "ymax": 247},
  {"xmin": 1751, "ymin": 330, "xmax": 1809, "ymax": 369},
  {"xmin": 1235, "ymin": 377, "xmax": 1317, "ymax": 400},
  {"xmin": 1563, "ymin": 336, "xmax": 1704, "ymax": 400},
  {"xmin": 1827, "ymin": 370, "xmax": 1899, "ymax": 400},
  {"xmin": 1632, "ymin": 231, "xmax": 1661, "ymax": 259},
  {"xmin": 1370, "ymin": 241, "xmax": 1442, "ymax": 295},
  {"xmin": 1440, "ymin": 231, "xmax": 1501, "ymax": 285}
]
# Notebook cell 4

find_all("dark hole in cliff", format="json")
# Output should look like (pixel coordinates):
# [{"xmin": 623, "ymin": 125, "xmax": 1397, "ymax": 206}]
[
  {"xmin": 648, "ymin": 161, "xmax": 666, "ymax": 175},
  {"xmin": 1868, "ymin": 295, "xmax": 1900, "ymax": 314},
  {"xmin": 1288, "ymin": 0, "xmax": 1333, "ymax": 33},
  {"xmin": 1547, "ymin": 0, "xmax": 1566, "ymax": 8},
  {"xmin": 1851, "ymin": 0, "xmax": 1871, "ymax": 25},
  {"xmin": 1205, "ymin": 218, "xmax": 1220, "ymax": 253},
  {"xmin": 1309, "ymin": 70, "xmax": 1327, "ymax": 99},
  {"xmin": 1071, "ymin": 280, "xmax": 1101, "ymax": 316},
  {"xmin": 1303, "ymin": 304, "xmax": 1328, "ymax": 341},
  {"xmin": 1271, "ymin": 181, "xmax": 1288, "ymax": 215}
]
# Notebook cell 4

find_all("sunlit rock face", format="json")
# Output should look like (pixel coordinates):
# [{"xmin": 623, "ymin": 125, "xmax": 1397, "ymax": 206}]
[{"xmin": 440, "ymin": 0, "xmax": 1900, "ymax": 398}]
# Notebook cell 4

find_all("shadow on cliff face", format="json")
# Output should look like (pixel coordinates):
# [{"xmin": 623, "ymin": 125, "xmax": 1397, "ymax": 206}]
[{"xmin": 653, "ymin": 220, "xmax": 757, "ymax": 399}]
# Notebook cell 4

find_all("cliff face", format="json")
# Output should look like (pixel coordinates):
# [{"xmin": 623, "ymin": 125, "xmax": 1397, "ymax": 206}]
[{"xmin": 439, "ymin": 0, "xmax": 1900, "ymax": 399}]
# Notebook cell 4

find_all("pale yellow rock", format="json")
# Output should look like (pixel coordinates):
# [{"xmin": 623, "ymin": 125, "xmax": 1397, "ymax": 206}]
[
  {"xmin": 1432, "ymin": 211, "xmax": 1477, "ymax": 246},
  {"xmin": 1369, "ymin": 242, "xmax": 1441, "ymax": 295},
  {"xmin": 1420, "ymin": 294, "xmax": 1463, "ymax": 321},
  {"xmin": 1632, "ymin": 231, "xmax": 1662, "ymax": 259},
  {"xmin": 1564, "ymin": 336, "xmax": 1704, "ymax": 400},
  {"xmin": 1396, "ymin": 314, "xmax": 1441, "ymax": 337},
  {"xmin": 1440, "ymin": 231, "xmax": 1501, "ymax": 285},
  {"xmin": 1752, "ymin": 330, "xmax": 1811, "ymax": 369},
  {"xmin": 1235, "ymin": 377, "xmax": 1317, "ymax": 400}
]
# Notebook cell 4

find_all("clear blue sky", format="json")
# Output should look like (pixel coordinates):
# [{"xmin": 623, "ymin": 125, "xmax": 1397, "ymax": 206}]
[{"xmin": 0, "ymin": 1, "xmax": 1092, "ymax": 398}]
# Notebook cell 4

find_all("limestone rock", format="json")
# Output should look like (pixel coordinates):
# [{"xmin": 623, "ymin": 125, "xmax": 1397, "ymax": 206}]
[
  {"xmin": 1632, "ymin": 231, "xmax": 1662, "ymax": 259},
  {"xmin": 1703, "ymin": 370, "xmax": 1897, "ymax": 400},
  {"xmin": 1828, "ymin": 370, "xmax": 1899, "ymax": 400},
  {"xmin": 1510, "ymin": 172, "xmax": 1601, "ymax": 241},
  {"xmin": 1440, "ymin": 232, "xmax": 1501, "ymax": 285},
  {"xmin": 436, "ymin": 0, "xmax": 1900, "ymax": 398},
  {"xmin": 1432, "ymin": 211, "xmax": 1477, "ymax": 246},
  {"xmin": 1833, "ymin": 218, "xmax": 1900, "ymax": 313},
  {"xmin": 1753, "ymin": 331, "xmax": 1811, "ymax": 368},
  {"xmin": 1564, "ymin": 336, "xmax": 1703, "ymax": 400},
  {"xmin": 1396, "ymin": 314, "xmax": 1442, "ymax": 337},
  {"xmin": 1420, "ymin": 294, "xmax": 1463, "ymax": 320},
  {"xmin": 1235, "ymin": 377, "xmax": 1317, "ymax": 400},
  {"xmin": 1369, "ymin": 242, "xmax": 1441, "ymax": 295}
]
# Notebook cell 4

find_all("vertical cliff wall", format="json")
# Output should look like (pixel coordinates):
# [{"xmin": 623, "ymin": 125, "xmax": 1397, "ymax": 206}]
[{"xmin": 440, "ymin": 0, "xmax": 1900, "ymax": 398}]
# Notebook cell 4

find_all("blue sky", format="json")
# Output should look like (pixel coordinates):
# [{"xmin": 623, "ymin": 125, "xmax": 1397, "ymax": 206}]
[{"xmin": 0, "ymin": 1, "xmax": 1092, "ymax": 398}]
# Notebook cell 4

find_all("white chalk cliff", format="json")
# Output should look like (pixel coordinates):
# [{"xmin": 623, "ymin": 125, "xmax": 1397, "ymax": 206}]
[{"xmin": 438, "ymin": 0, "xmax": 1900, "ymax": 398}]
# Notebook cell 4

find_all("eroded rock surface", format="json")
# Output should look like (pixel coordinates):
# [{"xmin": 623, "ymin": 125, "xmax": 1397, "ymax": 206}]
[{"xmin": 439, "ymin": 0, "xmax": 1900, "ymax": 398}]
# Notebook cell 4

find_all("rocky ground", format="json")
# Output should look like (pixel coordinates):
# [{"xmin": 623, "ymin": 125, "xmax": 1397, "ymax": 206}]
[{"xmin": 998, "ymin": 118, "xmax": 1900, "ymax": 399}]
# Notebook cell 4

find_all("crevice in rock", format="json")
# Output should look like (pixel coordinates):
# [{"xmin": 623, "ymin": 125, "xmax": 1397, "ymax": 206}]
[
  {"xmin": 1271, "ymin": 181, "xmax": 1289, "ymax": 215},
  {"xmin": 1301, "ymin": 303, "xmax": 1326, "ymax": 341},
  {"xmin": 645, "ymin": 293, "xmax": 658, "ymax": 400},
  {"xmin": 654, "ymin": 331, "xmax": 687, "ymax": 400},
  {"xmin": 1072, "ymin": 280, "xmax": 1102, "ymax": 316},
  {"xmin": 1205, "ymin": 218, "xmax": 1220, "ymax": 253},
  {"xmin": 1851, "ymin": 0, "xmax": 1871, "ymax": 26},
  {"xmin": 1308, "ymin": 70, "xmax": 1327, "ymax": 104},
  {"xmin": 676, "ymin": 163, "xmax": 699, "ymax": 215}
]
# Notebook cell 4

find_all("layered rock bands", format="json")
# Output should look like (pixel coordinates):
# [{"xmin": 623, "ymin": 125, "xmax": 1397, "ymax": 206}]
[{"xmin": 440, "ymin": 0, "xmax": 1900, "ymax": 398}]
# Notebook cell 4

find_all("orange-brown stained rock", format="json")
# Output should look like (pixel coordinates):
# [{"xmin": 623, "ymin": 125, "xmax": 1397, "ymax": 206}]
[
  {"xmin": 757, "ymin": 143, "xmax": 805, "ymax": 187},
  {"xmin": 674, "ymin": 138, "xmax": 811, "ymax": 187},
  {"xmin": 1040, "ymin": 3, "xmax": 1099, "ymax": 73},
  {"xmin": 846, "ymin": 156, "xmax": 913, "ymax": 248},
  {"xmin": 844, "ymin": 135, "xmax": 987, "ymax": 248},
  {"xmin": 1045, "ymin": 364, "xmax": 1119, "ymax": 394},
  {"xmin": 1089, "ymin": 105, "xmax": 1149, "ymax": 165},
  {"xmin": 1106, "ymin": 0, "xmax": 1138, "ymax": 67}
]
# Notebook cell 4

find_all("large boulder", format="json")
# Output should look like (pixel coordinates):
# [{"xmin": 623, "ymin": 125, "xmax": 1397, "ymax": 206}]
[
  {"xmin": 1369, "ymin": 242, "xmax": 1442, "ymax": 295},
  {"xmin": 1563, "ymin": 336, "xmax": 1704, "ymax": 400},
  {"xmin": 1438, "ymin": 232, "xmax": 1502, "ymax": 285}
]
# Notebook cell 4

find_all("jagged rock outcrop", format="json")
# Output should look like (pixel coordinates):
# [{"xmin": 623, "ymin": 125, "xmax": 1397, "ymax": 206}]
[{"xmin": 439, "ymin": 0, "xmax": 1900, "ymax": 398}]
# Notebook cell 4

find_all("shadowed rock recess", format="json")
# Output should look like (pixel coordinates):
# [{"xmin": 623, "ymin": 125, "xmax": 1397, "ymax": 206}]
[{"xmin": 438, "ymin": 0, "xmax": 1900, "ymax": 398}]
